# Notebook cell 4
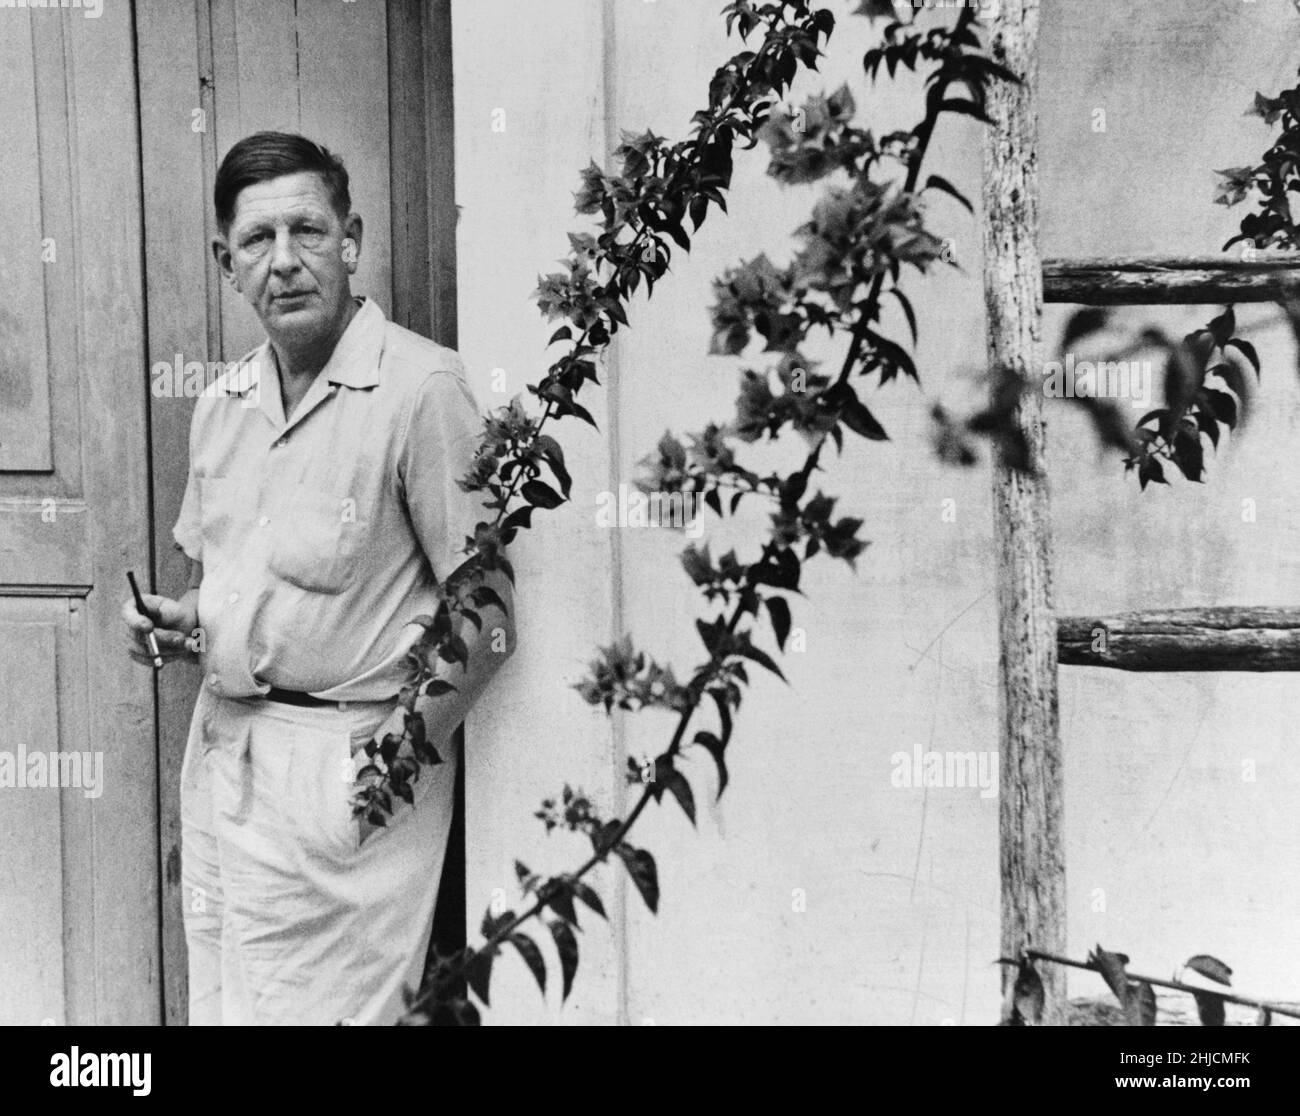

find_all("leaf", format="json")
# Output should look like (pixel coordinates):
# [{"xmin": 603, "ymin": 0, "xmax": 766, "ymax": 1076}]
[
  {"xmin": 840, "ymin": 395, "xmax": 889, "ymax": 441},
  {"xmin": 924, "ymin": 173, "xmax": 973, "ymax": 214},
  {"xmin": 1195, "ymin": 405, "xmax": 1222, "ymax": 449},
  {"xmin": 590, "ymin": 818, "xmax": 622, "ymax": 856},
  {"xmin": 1061, "ymin": 307, "xmax": 1112, "ymax": 352},
  {"xmin": 695, "ymin": 615, "xmax": 727, "ymax": 654},
  {"xmin": 469, "ymin": 585, "xmax": 508, "ymax": 614},
  {"xmin": 710, "ymin": 688, "xmax": 733, "ymax": 746},
  {"xmin": 749, "ymin": 551, "xmax": 801, "ymax": 591},
  {"xmin": 1214, "ymin": 360, "xmax": 1250, "ymax": 404},
  {"xmin": 613, "ymin": 844, "xmax": 659, "ymax": 914},
  {"xmin": 1088, "ymin": 944, "xmax": 1131, "ymax": 1003},
  {"xmin": 1201, "ymin": 388, "xmax": 1238, "ymax": 428},
  {"xmin": 1194, "ymin": 992, "xmax": 1226, "ymax": 1027},
  {"xmin": 1137, "ymin": 455, "xmax": 1167, "ymax": 491},
  {"xmin": 545, "ymin": 883, "xmax": 579, "ymax": 927},
  {"xmin": 1225, "ymin": 337, "xmax": 1261, "ymax": 376},
  {"xmin": 1135, "ymin": 407, "xmax": 1166, "ymax": 429},
  {"xmin": 852, "ymin": 0, "xmax": 897, "ymax": 22},
  {"xmin": 502, "ymin": 506, "xmax": 534, "ymax": 532},
  {"xmin": 660, "ymin": 767, "xmax": 697, "ymax": 827},
  {"xmin": 568, "ymin": 399, "xmax": 599, "ymax": 429},
  {"xmin": 736, "ymin": 640, "xmax": 787, "ymax": 682},
  {"xmin": 467, "ymin": 947, "xmax": 495, "ymax": 1006},
  {"xmin": 694, "ymin": 730, "xmax": 729, "ymax": 798},
  {"xmin": 1171, "ymin": 427, "xmax": 1205, "ymax": 482},
  {"xmin": 689, "ymin": 192, "xmax": 709, "ymax": 232},
  {"xmin": 548, "ymin": 919, "xmax": 580, "ymax": 1002},
  {"xmin": 481, "ymin": 901, "xmax": 516, "ymax": 936},
  {"xmin": 865, "ymin": 328, "xmax": 917, "ymax": 384},
  {"xmin": 1184, "ymin": 954, "xmax": 1233, "ymax": 987},
  {"xmin": 1012, "ymin": 959, "xmax": 1045, "ymax": 1025},
  {"xmin": 437, "ymin": 632, "xmax": 469, "ymax": 667},
  {"xmin": 766, "ymin": 596, "xmax": 792, "ymax": 651},
  {"xmin": 937, "ymin": 98, "xmax": 994, "ymax": 125},
  {"xmin": 571, "ymin": 878, "xmax": 607, "ymax": 920},
  {"xmin": 534, "ymin": 434, "xmax": 572, "ymax": 497},
  {"xmin": 521, "ymin": 479, "xmax": 565, "ymax": 509},
  {"xmin": 1125, "ymin": 981, "xmax": 1157, "ymax": 1027},
  {"xmin": 889, "ymin": 288, "xmax": 919, "ymax": 346},
  {"xmin": 508, "ymin": 933, "xmax": 546, "ymax": 996},
  {"xmin": 1207, "ymin": 307, "xmax": 1236, "ymax": 348}
]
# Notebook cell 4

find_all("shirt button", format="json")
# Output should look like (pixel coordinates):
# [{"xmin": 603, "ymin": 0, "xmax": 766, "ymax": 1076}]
[
  {"xmin": 228, "ymin": 592, "xmax": 239, "ymax": 604},
  {"xmin": 258, "ymin": 516, "xmax": 269, "ymax": 527},
  {"xmin": 209, "ymin": 677, "xmax": 221, "ymax": 691},
  {"xmin": 275, "ymin": 437, "xmax": 288, "ymax": 448}
]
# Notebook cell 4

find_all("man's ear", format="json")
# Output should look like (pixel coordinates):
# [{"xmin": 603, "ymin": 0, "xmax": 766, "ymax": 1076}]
[
  {"xmin": 212, "ymin": 236, "xmax": 239, "ymax": 291},
  {"xmin": 344, "ymin": 213, "xmax": 363, "ymax": 256}
]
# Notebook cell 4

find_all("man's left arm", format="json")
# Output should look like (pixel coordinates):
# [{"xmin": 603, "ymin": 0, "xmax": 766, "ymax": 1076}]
[{"xmin": 394, "ymin": 362, "xmax": 517, "ymax": 755}]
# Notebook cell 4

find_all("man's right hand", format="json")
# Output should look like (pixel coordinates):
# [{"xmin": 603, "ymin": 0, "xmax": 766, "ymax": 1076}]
[{"xmin": 122, "ymin": 591, "xmax": 200, "ymax": 666}]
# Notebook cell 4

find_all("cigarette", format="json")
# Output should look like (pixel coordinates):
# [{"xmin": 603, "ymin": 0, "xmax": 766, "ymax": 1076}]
[{"xmin": 127, "ymin": 570, "xmax": 165, "ymax": 670}]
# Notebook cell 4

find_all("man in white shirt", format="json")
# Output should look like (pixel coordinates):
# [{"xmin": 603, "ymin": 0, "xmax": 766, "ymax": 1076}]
[{"xmin": 123, "ymin": 132, "xmax": 514, "ymax": 1025}]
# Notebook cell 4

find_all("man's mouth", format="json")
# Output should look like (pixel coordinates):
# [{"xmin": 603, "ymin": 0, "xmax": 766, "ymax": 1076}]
[{"xmin": 272, "ymin": 291, "xmax": 314, "ymax": 304}]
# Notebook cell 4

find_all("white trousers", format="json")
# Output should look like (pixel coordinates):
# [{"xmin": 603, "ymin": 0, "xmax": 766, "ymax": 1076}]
[{"xmin": 180, "ymin": 685, "xmax": 456, "ymax": 1025}]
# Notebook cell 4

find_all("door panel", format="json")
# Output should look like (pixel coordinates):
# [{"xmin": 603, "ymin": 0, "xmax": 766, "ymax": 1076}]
[
  {"xmin": 0, "ymin": 5, "xmax": 157, "ymax": 1024},
  {"xmin": 0, "ymin": 620, "xmax": 65, "ymax": 1025},
  {"xmin": 0, "ymin": 19, "xmax": 52, "ymax": 473}
]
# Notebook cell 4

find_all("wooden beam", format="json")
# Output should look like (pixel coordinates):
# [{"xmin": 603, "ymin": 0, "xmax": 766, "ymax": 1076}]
[
  {"xmin": 1044, "ymin": 254, "xmax": 1300, "ymax": 305},
  {"xmin": 386, "ymin": 0, "xmax": 468, "ymax": 982},
  {"xmin": 1059, "ymin": 607, "xmax": 1300, "ymax": 671},
  {"xmin": 984, "ymin": 0, "xmax": 1067, "ymax": 1026},
  {"xmin": 134, "ymin": 0, "xmax": 214, "ymax": 1029},
  {"xmin": 387, "ymin": 0, "xmax": 433, "ymax": 339}
]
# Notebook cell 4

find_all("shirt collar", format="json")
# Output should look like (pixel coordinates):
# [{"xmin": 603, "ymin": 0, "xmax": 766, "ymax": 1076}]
[
  {"xmin": 231, "ymin": 295, "xmax": 386, "ymax": 402},
  {"xmin": 322, "ymin": 296, "xmax": 386, "ymax": 388}
]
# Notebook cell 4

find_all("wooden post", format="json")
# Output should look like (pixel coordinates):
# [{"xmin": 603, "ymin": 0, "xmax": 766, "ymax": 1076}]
[
  {"xmin": 983, "ymin": 0, "xmax": 1067, "ymax": 1024},
  {"xmin": 1043, "ymin": 255, "xmax": 1300, "ymax": 305},
  {"xmin": 1059, "ymin": 607, "xmax": 1300, "ymax": 671}
]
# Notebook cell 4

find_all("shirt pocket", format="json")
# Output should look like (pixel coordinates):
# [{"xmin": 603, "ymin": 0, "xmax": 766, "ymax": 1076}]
[{"xmin": 267, "ymin": 485, "xmax": 366, "ymax": 594}]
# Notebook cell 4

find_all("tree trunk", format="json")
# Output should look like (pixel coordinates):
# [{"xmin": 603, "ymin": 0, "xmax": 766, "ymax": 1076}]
[{"xmin": 983, "ymin": 0, "xmax": 1067, "ymax": 1025}]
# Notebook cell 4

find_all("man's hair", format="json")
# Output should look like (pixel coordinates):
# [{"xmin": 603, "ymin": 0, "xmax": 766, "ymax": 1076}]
[{"xmin": 214, "ymin": 131, "xmax": 351, "ymax": 234}]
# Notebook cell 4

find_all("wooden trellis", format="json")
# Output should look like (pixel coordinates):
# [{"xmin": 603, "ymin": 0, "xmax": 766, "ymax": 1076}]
[{"xmin": 984, "ymin": 0, "xmax": 1300, "ymax": 1024}]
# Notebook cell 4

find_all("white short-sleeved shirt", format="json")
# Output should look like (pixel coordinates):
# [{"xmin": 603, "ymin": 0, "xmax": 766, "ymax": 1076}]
[{"xmin": 173, "ymin": 296, "xmax": 488, "ymax": 702}]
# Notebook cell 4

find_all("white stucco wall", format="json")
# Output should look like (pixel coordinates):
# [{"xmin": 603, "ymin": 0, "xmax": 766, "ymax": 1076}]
[{"xmin": 454, "ymin": 0, "xmax": 1300, "ymax": 1024}]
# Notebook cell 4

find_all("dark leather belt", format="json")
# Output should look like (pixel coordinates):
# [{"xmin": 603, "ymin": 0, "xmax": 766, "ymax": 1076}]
[{"xmin": 264, "ymin": 687, "xmax": 336, "ymax": 708}]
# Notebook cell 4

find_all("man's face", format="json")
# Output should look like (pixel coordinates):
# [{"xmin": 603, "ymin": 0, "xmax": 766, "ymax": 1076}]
[{"xmin": 214, "ymin": 171, "xmax": 361, "ymax": 346}]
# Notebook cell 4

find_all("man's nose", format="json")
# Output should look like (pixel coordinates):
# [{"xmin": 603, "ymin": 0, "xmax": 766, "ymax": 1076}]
[{"xmin": 269, "ymin": 229, "xmax": 300, "ymax": 274}]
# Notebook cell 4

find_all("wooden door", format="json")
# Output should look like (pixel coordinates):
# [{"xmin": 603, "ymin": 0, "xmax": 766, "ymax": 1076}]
[{"xmin": 0, "ymin": 4, "xmax": 159, "ymax": 1024}]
